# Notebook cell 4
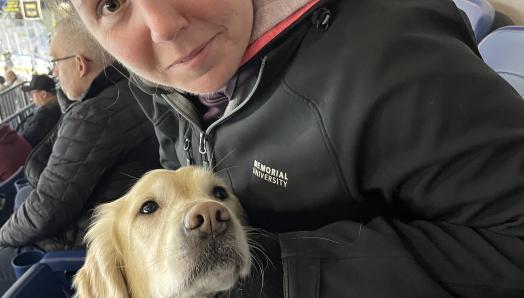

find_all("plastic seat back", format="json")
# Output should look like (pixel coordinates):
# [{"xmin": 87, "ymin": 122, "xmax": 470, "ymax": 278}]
[
  {"xmin": 3, "ymin": 250, "xmax": 86, "ymax": 298},
  {"xmin": 2, "ymin": 263, "xmax": 70, "ymax": 298},
  {"xmin": 40, "ymin": 250, "xmax": 86, "ymax": 272},
  {"xmin": 479, "ymin": 26, "xmax": 524, "ymax": 98},
  {"xmin": 452, "ymin": 0, "xmax": 495, "ymax": 42}
]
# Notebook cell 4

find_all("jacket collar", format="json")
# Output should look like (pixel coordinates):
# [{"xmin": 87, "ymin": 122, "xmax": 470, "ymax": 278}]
[
  {"xmin": 80, "ymin": 63, "xmax": 128, "ymax": 102},
  {"xmin": 244, "ymin": 0, "xmax": 328, "ymax": 82},
  {"xmin": 244, "ymin": 0, "xmax": 320, "ymax": 64},
  {"xmin": 251, "ymin": 0, "xmax": 315, "ymax": 42}
]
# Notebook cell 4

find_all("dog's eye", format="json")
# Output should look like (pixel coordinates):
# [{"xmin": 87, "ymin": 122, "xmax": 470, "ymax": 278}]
[
  {"xmin": 139, "ymin": 200, "xmax": 159, "ymax": 215},
  {"xmin": 212, "ymin": 186, "xmax": 228, "ymax": 200}
]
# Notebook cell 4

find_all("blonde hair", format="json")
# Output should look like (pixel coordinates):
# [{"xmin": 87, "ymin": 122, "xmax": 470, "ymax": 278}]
[{"xmin": 53, "ymin": 16, "xmax": 114, "ymax": 70}]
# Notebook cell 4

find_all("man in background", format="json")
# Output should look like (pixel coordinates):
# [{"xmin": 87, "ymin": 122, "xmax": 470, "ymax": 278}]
[
  {"xmin": 0, "ymin": 17, "xmax": 160, "ymax": 293},
  {"xmin": 18, "ymin": 75, "xmax": 62, "ymax": 147}
]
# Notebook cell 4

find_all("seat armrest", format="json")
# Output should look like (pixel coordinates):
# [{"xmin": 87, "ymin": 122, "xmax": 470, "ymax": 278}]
[{"xmin": 40, "ymin": 250, "xmax": 86, "ymax": 272}]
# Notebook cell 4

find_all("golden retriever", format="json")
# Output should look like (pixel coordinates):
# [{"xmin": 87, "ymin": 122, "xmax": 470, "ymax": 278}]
[{"xmin": 73, "ymin": 167, "xmax": 252, "ymax": 298}]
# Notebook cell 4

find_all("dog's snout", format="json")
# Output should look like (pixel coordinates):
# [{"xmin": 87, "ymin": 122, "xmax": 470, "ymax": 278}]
[{"xmin": 184, "ymin": 202, "xmax": 231, "ymax": 236}]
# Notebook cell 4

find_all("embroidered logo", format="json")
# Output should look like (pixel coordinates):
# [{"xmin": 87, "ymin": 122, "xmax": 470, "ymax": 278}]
[{"xmin": 252, "ymin": 160, "xmax": 289, "ymax": 188}]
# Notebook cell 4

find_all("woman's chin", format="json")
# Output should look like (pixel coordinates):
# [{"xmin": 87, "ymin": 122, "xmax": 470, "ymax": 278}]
[{"xmin": 171, "ymin": 75, "xmax": 232, "ymax": 95}]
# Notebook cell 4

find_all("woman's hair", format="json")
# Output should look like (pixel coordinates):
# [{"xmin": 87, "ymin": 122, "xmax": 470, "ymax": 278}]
[{"xmin": 47, "ymin": 0, "xmax": 73, "ymax": 16}]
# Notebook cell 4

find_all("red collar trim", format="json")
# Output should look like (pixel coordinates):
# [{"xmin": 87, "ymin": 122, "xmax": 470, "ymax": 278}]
[{"xmin": 241, "ymin": 0, "xmax": 320, "ymax": 65}]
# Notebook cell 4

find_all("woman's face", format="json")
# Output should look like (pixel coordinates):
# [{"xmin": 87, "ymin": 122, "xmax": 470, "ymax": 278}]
[{"xmin": 71, "ymin": 0, "xmax": 254, "ymax": 93}]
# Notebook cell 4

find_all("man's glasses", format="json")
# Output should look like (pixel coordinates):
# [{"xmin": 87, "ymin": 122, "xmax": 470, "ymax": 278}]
[{"xmin": 49, "ymin": 55, "xmax": 76, "ymax": 69}]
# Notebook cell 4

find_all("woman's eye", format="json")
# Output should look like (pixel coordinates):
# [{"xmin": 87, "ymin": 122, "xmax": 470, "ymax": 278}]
[
  {"xmin": 212, "ymin": 186, "xmax": 228, "ymax": 201},
  {"xmin": 100, "ymin": 0, "xmax": 123, "ymax": 15},
  {"xmin": 139, "ymin": 200, "xmax": 159, "ymax": 215}
]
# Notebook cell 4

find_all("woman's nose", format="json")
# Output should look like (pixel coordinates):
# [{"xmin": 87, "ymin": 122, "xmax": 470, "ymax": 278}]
[{"xmin": 137, "ymin": 0, "xmax": 189, "ymax": 43}]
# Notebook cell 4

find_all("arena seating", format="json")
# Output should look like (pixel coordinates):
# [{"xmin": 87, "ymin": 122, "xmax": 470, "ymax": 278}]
[
  {"xmin": 3, "ymin": 250, "xmax": 85, "ymax": 298},
  {"xmin": 452, "ymin": 0, "xmax": 495, "ymax": 42},
  {"xmin": 479, "ymin": 26, "xmax": 524, "ymax": 98}
]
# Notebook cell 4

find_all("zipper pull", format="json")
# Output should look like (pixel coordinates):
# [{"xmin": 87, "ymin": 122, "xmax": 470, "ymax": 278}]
[
  {"xmin": 199, "ymin": 132, "xmax": 210, "ymax": 169},
  {"xmin": 184, "ymin": 138, "xmax": 194, "ymax": 166}
]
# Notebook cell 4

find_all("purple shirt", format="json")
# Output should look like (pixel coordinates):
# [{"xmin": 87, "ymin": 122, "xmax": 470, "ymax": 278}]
[{"xmin": 192, "ymin": 64, "xmax": 257, "ymax": 128}]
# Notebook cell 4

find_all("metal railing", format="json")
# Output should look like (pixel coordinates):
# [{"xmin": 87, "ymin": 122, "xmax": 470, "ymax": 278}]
[
  {"xmin": 1, "ymin": 103, "xmax": 35, "ymax": 129},
  {"xmin": 0, "ymin": 82, "xmax": 33, "ymax": 128}
]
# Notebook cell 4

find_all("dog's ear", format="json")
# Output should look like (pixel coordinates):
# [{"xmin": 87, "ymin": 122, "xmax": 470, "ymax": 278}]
[{"xmin": 73, "ymin": 201, "xmax": 130, "ymax": 298}]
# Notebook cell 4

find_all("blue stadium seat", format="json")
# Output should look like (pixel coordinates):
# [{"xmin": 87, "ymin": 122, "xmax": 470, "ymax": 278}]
[
  {"xmin": 2, "ymin": 263, "xmax": 70, "ymax": 298},
  {"xmin": 40, "ymin": 250, "xmax": 86, "ymax": 272},
  {"xmin": 0, "ymin": 167, "xmax": 25, "ymax": 225},
  {"xmin": 4, "ymin": 250, "xmax": 85, "ymax": 298},
  {"xmin": 479, "ymin": 26, "xmax": 524, "ymax": 98},
  {"xmin": 452, "ymin": 0, "xmax": 495, "ymax": 42}
]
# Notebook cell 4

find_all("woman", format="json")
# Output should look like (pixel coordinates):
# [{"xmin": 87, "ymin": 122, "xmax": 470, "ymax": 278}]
[{"xmin": 70, "ymin": 0, "xmax": 524, "ymax": 296}]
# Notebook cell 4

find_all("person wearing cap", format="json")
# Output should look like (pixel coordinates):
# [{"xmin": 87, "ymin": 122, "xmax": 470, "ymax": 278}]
[{"xmin": 18, "ymin": 74, "xmax": 62, "ymax": 147}]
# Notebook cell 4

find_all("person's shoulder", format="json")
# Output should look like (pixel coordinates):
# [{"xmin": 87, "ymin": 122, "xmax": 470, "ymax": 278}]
[
  {"xmin": 332, "ymin": 0, "xmax": 462, "ymax": 30},
  {"xmin": 38, "ymin": 100, "xmax": 61, "ymax": 115},
  {"xmin": 299, "ymin": 0, "xmax": 471, "ymax": 61},
  {"xmin": 0, "ymin": 125, "xmax": 23, "ymax": 145},
  {"xmin": 344, "ymin": 0, "xmax": 459, "ymax": 14},
  {"xmin": 67, "ymin": 81, "xmax": 144, "ymax": 122},
  {"xmin": 62, "ymin": 96, "xmax": 112, "ymax": 122}
]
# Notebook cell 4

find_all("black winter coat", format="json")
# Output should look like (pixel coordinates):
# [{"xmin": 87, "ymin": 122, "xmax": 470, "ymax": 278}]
[
  {"xmin": 18, "ymin": 99, "xmax": 61, "ymax": 147},
  {"xmin": 0, "ymin": 65, "xmax": 160, "ymax": 250},
  {"xmin": 134, "ymin": 0, "xmax": 524, "ymax": 296}
]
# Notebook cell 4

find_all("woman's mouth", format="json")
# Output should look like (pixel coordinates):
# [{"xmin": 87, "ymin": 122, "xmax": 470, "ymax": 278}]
[{"xmin": 167, "ymin": 35, "xmax": 217, "ymax": 70}]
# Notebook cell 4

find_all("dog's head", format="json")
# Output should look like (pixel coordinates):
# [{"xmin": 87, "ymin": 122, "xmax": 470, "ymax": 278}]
[{"xmin": 73, "ymin": 167, "xmax": 251, "ymax": 298}]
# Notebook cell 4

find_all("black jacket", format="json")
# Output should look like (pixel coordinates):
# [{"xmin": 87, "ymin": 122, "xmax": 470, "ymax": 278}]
[
  {"xmin": 133, "ymin": 0, "xmax": 524, "ymax": 296},
  {"xmin": 18, "ymin": 99, "xmax": 61, "ymax": 147},
  {"xmin": 0, "ymin": 65, "xmax": 160, "ymax": 250}
]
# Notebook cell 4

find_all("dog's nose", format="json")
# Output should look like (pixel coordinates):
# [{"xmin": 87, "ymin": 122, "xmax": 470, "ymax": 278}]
[{"xmin": 184, "ymin": 202, "xmax": 231, "ymax": 236}]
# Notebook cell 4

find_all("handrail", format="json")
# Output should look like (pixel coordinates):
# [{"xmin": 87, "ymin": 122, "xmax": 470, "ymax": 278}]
[
  {"xmin": 0, "ymin": 103, "xmax": 35, "ymax": 123},
  {"xmin": 0, "ymin": 82, "xmax": 27, "ymax": 96},
  {"xmin": 0, "ymin": 82, "xmax": 31, "ymax": 123},
  {"xmin": 0, "ymin": 103, "xmax": 35, "ymax": 129}
]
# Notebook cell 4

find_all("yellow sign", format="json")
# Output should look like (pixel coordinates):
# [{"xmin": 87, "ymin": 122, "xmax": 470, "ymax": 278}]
[
  {"xmin": 3, "ymin": 0, "xmax": 20, "ymax": 13},
  {"xmin": 21, "ymin": 0, "xmax": 40, "ymax": 19}
]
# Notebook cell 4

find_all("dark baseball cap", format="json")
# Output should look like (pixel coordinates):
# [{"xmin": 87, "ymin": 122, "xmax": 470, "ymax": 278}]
[{"xmin": 22, "ymin": 75, "xmax": 56, "ymax": 92}]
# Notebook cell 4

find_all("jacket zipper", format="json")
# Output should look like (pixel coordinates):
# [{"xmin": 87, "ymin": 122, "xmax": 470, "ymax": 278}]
[
  {"xmin": 183, "ymin": 136, "xmax": 194, "ymax": 166},
  {"xmin": 206, "ymin": 57, "xmax": 267, "ymax": 133},
  {"xmin": 160, "ymin": 94, "xmax": 209, "ymax": 169},
  {"xmin": 161, "ymin": 57, "xmax": 268, "ymax": 169},
  {"xmin": 199, "ymin": 132, "xmax": 209, "ymax": 168}
]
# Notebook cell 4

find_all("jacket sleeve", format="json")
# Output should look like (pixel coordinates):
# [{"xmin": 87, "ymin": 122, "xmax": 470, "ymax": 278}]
[
  {"xmin": 24, "ymin": 124, "xmax": 58, "ymax": 188},
  {"xmin": 0, "ymin": 108, "xmax": 123, "ymax": 247},
  {"xmin": 282, "ymin": 75, "xmax": 524, "ymax": 296},
  {"xmin": 354, "ymin": 6, "xmax": 524, "ymax": 296},
  {"xmin": 279, "ymin": 1, "xmax": 524, "ymax": 297}
]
